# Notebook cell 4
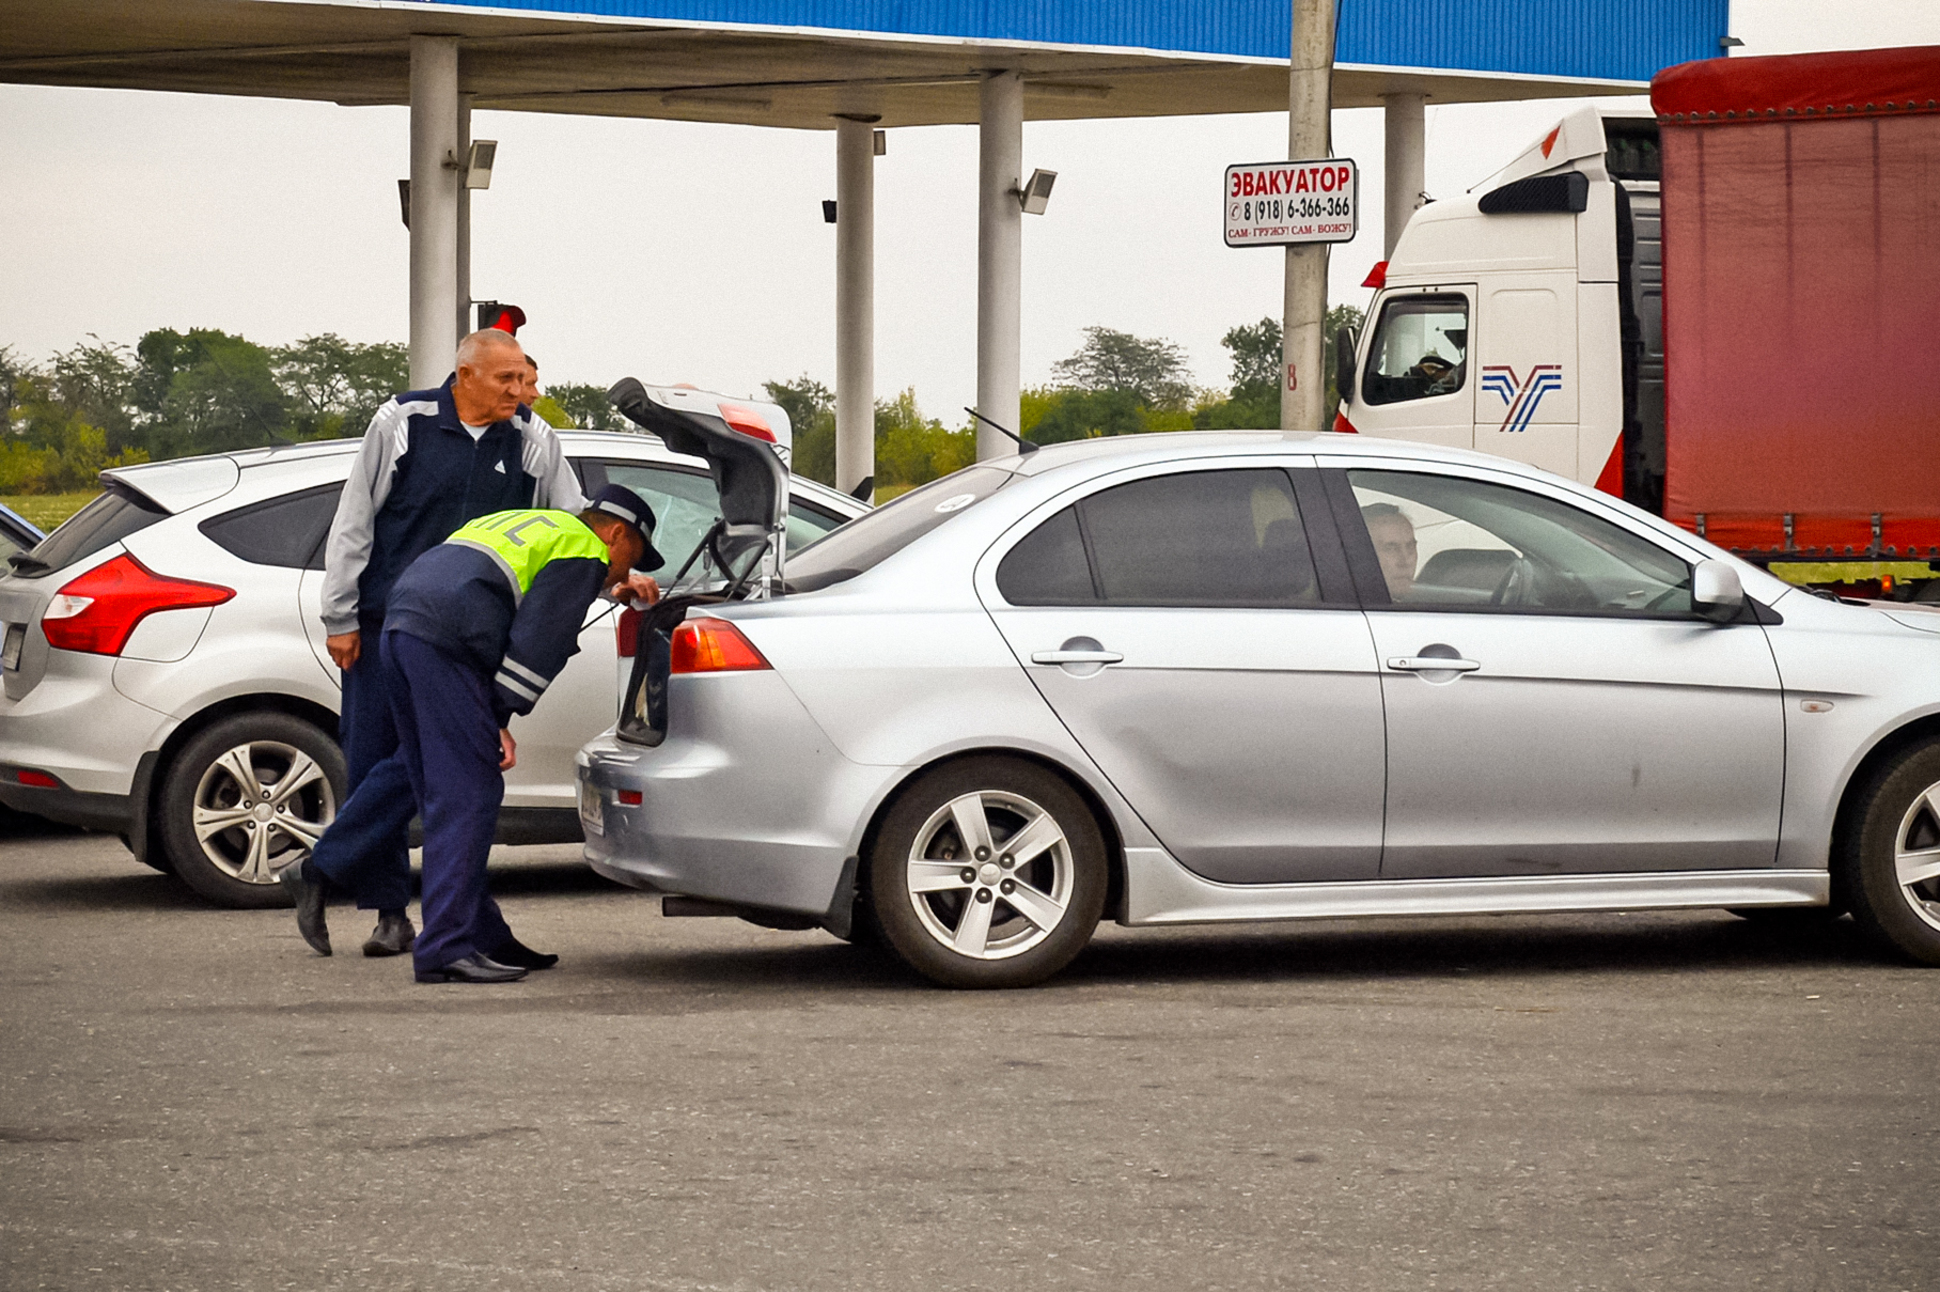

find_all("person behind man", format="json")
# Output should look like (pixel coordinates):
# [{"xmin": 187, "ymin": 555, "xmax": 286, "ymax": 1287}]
[
  {"xmin": 287, "ymin": 486, "xmax": 663, "ymax": 983},
  {"xmin": 1362, "ymin": 502, "xmax": 1419, "ymax": 601},
  {"xmin": 303, "ymin": 329, "xmax": 584, "ymax": 957},
  {"xmin": 521, "ymin": 353, "xmax": 542, "ymax": 411}
]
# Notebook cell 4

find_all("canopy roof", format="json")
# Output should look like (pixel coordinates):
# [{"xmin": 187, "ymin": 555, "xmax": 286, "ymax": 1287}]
[{"xmin": 0, "ymin": 0, "xmax": 1721, "ymax": 129}]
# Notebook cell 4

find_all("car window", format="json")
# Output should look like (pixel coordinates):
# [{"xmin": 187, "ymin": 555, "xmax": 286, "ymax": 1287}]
[
  {"xmin": 594, "ymin": 462, "xmax": 725, "ymax": 576},
  {"xmin": 784, "ymin": 466, "xmax": 1014, "ymax": 593},
  {"xmin": 199, "ymin": 484, "xmax": 344, "ymax": 570},
  {"xmin": 1345, "ymin": 470, "xmax": 1692, "ymax": 615},
  {"xmin": 997, "ymin": 469, "xmax": 1321, "ymax": 609},
  {"xmin": 12, "ymin": 482, "xmax": 166, "ymax": 578},
  {"xmin": 784, "ymin": 497, "xmax": 848, "ymax": 555},
  {"xmin": 1362, "ymin": 294, "xmax": 1469, "ymax": 405}
]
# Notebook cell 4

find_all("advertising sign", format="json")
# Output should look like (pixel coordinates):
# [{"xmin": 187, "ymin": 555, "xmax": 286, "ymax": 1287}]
[{"xmin": 1224, "ymin": 159, "xmax": 1359, "ymax": 247}]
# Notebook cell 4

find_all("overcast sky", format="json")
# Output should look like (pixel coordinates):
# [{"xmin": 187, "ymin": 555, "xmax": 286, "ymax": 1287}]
[{"xmin": 4, "ymin": 0, "xmax": 1936, "ymax": 419}]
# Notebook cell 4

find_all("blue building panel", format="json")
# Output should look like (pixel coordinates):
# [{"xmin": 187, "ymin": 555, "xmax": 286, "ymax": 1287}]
[{"xmin": 426, "ymin": 0, "xmax": 1725, "ymax": 84}]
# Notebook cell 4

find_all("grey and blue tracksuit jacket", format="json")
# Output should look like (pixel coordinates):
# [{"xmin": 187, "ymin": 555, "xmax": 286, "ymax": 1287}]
[{"xmin": 318, "ymin": 375, "xmax": 586, "ymax": 638}]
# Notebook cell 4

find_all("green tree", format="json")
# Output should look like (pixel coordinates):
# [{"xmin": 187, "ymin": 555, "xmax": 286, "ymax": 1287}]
[
  {"xmin": 136, "ymin": 328, "xmax": 290, "ymax": 455},
  {"xmin": 874, "ymin": 388, "xmax": 972, "ymax": 490},
  {"xmin": 765, "ymin": 375, "xmax": 836, "ymax": 486},
  {"xmin": 1195, "ymin": 305, "xmax": 1365, "ymax": 430},
  {"xmin": 273, "ymin": 334, "xmax": 408, "ymax": 439},
  {"xmin": 546, "ymin": 381, "xmax": 629, "ymax": 433},
  {"xmin": 1049, "ymin": 326, "xmax": 1194, "ymax": 411}
]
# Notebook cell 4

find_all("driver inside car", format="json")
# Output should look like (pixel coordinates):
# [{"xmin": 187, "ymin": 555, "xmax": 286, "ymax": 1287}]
[{"xmin": 1362, "ymin": 502, "xmax": 1419, "ymax": 601}]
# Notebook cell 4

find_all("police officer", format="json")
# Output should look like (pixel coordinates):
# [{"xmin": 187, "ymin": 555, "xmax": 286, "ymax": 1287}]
[
  {"xmin": 290, "ymin": 486, "xmax": 663, "ymax": 984},
  {"xmin": 303, "ymin": 329, "xmax": 583, "ymax": 957}
]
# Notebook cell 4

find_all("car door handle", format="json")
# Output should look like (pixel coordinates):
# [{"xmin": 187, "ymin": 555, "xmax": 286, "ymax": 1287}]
[
  {"xmin": 1032, "ymin": 649, "xmax": 1124, "ymax": 665},
  {"xmin": 1387, "ymin": 656, "xmax": 1480, "ymax": 673}
]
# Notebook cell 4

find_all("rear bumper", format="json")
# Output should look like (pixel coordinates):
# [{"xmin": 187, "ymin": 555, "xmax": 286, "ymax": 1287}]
[
  {"xmin": 576, "ymin": 672, "xmax": 891, "ymax": 918},
  {"xmin": 0, "ymin": 654, "xmax": 171, "ymax": 800},
  {"xmin": 0, "ymin": 776, "xmax": 131, "ymax": 832}
]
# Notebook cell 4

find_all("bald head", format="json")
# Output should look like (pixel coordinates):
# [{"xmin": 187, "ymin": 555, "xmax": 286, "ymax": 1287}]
[
  {"xmin": 452, "ymin": 329, "xmax": 528, "ymax": 425},
  {"xmin": 455, "ymin": 328, "xmax": 524, "ymax": 371}
]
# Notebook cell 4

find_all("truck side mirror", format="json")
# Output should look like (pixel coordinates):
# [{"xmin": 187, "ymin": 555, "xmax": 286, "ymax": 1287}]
[
  {"xmin": 1692, "ymin": 559, "xmax": 1746, "ymax": 623},
  {"xmin": 1334, "ymin": 325, "xmax": 1359, "ymax": 406}
]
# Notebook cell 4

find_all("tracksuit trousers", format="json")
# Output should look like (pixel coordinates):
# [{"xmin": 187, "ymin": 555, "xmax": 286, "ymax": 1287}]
[
  {"xmin": 308, "ymin": 639, "xmax": 414, "ymax": 912},
  {"xmin": 381, "ymin": 629, "xmax": 514, "ymax": 974}
]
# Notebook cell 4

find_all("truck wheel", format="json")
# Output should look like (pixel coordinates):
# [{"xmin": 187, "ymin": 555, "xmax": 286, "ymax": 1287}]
[
  {"xmin": 159, "ymin": 712, "xmax": 345, "ymax": 909},
  {"xmin": 1838, "ymin": 737, "xmax": 1940, "ymax": 965},
  {"xmin": 867, "ymin": 757, "xmax": 1107, "ymax": 989}
]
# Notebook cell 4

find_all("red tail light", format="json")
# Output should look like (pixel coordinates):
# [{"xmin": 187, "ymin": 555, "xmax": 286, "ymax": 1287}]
[
  {"xmin": 16, "ymin": 770, "xmax": 60, "ymax": 789},
  {"xmin": 40, "ymin": 553, "xmax": 234, "ymax": 656},
  {"xmin": 669, "ymin": 618, "xmax": 770, "ymax": 674},
  {"xmin": 616, "ymin": 606, "xmax": 643, "ymax": 658}
]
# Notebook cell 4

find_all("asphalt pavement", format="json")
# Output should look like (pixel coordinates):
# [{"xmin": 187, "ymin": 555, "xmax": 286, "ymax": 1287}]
[{"xmin": 3, "ymin": 823, "xmax": 1936, "ymax": 1291}]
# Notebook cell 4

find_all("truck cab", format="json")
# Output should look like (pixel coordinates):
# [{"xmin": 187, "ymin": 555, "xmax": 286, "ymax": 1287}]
[{"xmin": 1338, "ymin": 106, "xmax": 1665, "ymax": 511}]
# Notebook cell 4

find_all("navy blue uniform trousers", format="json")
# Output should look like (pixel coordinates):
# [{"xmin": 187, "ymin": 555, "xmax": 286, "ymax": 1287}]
[
  {"xmin": 308, "ymin": 643, "xmax": 413, "ymax": 912},
  {"xmin": 382, "ymin": 629, "xmax": 514, "ymax": 974}
]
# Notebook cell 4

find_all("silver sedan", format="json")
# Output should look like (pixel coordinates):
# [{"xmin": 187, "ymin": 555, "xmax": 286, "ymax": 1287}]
[{"xmin": 579, "ymin": 432, "xmax": 1940, "ymax": 988}]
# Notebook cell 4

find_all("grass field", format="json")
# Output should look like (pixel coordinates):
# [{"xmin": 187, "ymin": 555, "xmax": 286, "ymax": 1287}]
[{"xmin": 2, "ymin": 493, "xmax": 100, "ymax": 533}]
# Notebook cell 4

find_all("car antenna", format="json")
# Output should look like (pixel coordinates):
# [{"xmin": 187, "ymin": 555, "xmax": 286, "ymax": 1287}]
[{"xmin": 963, "ymin": 407, "xmax": 1038, "ymax": 455}]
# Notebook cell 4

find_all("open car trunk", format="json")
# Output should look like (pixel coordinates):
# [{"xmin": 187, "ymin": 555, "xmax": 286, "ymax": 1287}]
[{"xmin": 606, "ymin": 378, "xmax": 789, "ymax": 747}]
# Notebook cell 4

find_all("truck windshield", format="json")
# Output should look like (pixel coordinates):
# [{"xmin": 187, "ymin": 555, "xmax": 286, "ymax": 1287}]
[
  {"xmin": 784, "ymin": 466, "xmax": 1014, "ymax": 592},
  {"xmin": 1363, "ymin": 294, "xmax": 1470, "ymax": 405}
]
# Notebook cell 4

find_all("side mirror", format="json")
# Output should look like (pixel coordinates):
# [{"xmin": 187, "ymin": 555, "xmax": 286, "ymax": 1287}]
[
  {"xmin": 1334, "ymin": 325, "xmax": 1359, "ymax": 406},
  {"xmin": 1692, "ymin": 559, "xmax": 1745, "ymax": 623}
]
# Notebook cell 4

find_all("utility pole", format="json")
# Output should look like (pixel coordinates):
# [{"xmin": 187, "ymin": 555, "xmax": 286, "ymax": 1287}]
[{"xmin": 1282, "ymin": 0, "xmax": 1335, "ymax": 431}]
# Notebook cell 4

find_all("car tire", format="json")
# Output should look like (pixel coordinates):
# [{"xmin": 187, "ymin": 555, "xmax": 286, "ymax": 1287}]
[
  {"xmin": 1838, "ymin": 737, "xmax": 1940, "ymax": 965},
  {"xmin": 867, "ymin": 757, "xmax": 1107, "ymax": 989},
  {"xmin": 160, "ymin": 712, "xmax": 346, "ymax": 909}
]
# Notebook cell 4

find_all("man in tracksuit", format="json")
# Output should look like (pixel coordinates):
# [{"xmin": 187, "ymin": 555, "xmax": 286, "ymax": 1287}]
[
  {"xmin": 293, "ymin": 485, "xmax": 662, "ymax": 984},
  {"xmin": 307, "ymin": 329, "xmax": 583, "ymax": 956}
]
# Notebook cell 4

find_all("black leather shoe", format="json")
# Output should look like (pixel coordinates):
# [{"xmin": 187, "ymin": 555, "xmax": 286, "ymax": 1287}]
[
  {"xmin": 279, "ymin": 860, "xmax": 330, "ymax": 956},
  {"xmin": 415, "ymin": 953, "xmax": 528, "ymax": 984},
  {"xmin": 487, "ymin": 935, "xmax": 559, "ymax": 971},
  {"xmin": 363, "ymin": 911, "xmax": 417, "ymax": 958}
]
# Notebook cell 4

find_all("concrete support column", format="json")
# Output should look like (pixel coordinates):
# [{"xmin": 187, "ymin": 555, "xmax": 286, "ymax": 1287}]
[
  {"xmin": 1281, "ymin": 0, "xmax": 1335, "ymax": 432},
  {"xmin": 408, "ymin": 35, "xmax": 461, "ymax": 390},
  {"xmin": 1383, "ymin": 91, "xmax": 1426, "ymax": 258},
  {"xmin": 976, "ymin": 70, "xmax": 1023, "ymax": 460},
  {"xmin": 456, "ymin": 92, "xmax": 473, "ymax": 342},
  {"xmin": 833, "ymin": 117, "xmax": 876, "ymax": 497}
]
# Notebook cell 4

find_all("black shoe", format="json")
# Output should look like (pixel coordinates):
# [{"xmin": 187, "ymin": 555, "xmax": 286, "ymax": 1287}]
[
  {"xmin": 363, "ymin": 911, "xmax": 417, "ymax": 958},
  {"xmin": 487, "ymin": 935, "xmax": 559, "ymax": 971},
  {"xmin": 414, "ymin": 953, "xmax": 528, "ymax": 984},
  {"xmin": 279, "ymin": 860, "xmax": 330, "ymax": 956}
]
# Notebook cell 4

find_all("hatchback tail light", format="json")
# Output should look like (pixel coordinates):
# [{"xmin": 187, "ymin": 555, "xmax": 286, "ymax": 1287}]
[
  {"xmin": 669, "ymin": 617, "xmax": 770, "ymax": 674},
  {"xmin": 40, "ymin": 553, "xmax": 234, "ymax": 656},
  {"xmin": 716, "ymin": 402, "xmax": 777, "ymax": 443},
  {"xmin": 616, "ymin": 606, "xmax": 643, "ymax": 658}
]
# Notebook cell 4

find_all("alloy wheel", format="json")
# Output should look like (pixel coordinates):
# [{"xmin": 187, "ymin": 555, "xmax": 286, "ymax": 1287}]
[
  {"xmin": 905, "ymin": 790, "xmax": 1073, "ymax": 960},
  {"xmin": 190, "ymin": 740, "xmax": 336, "ymax": 884},
  {"xmin": 1894, "ymin": 777, "xmax": 1940, "ymax": 933}
]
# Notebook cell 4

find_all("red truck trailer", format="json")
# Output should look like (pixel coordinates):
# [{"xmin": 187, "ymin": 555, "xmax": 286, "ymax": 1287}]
[{"xmin": 1338, "ymin": 46, "xmax": 1940, "ymax": 594}]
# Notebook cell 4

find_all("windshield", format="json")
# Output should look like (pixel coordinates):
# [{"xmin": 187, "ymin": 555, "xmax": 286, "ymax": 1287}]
[{"xmin": 785, "ymin": 466, "xmax": 1014, "ymax": 592}]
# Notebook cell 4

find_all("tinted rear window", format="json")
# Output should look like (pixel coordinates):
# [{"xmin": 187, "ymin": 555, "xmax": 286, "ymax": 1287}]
[
  {"xmin": 996, "ymin": 469, "xmax": 1322, "ymax": 609},
  {"xmin": 784, "ymin": 466, "xmax": 1013, "ymax": 592},
  {"xmin": 199, "ymin": 484, "xmax": 344, "ymax": 570},
  {"xmin": 14, "ymin": 483, "xmax": 166, "ymax": 578}
]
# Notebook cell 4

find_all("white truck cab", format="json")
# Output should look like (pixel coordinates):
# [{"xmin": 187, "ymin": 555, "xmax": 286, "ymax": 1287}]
[{"xmin": 1337, "ymin": 106, "xmax": 1663, "ymax": 509}]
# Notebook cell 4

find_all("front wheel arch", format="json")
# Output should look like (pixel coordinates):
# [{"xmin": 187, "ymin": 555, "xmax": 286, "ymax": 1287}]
[{"xmin": 1830, "ymin": 713, "xmax": 1940, "ymax": 915}]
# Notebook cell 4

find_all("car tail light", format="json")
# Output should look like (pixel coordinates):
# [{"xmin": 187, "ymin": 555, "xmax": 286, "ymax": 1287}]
[
  {"xmin": 616, "ymin": 606, "xmax": 643, "ymax": 658},
  {"xmin": 669, "ymin": 617, "xmax": 770, "ymax": 674},
  {"xmin": 16, "ymin": 769, "xmax": 60, "ymax": 789},
  {"xmin": 39, "ymin": 553, "xmax": 234, "ymax": 656},
  {"xmin": 717, "ymin": 402, "xmax": 777, "ymax": 443},
  {"xmin": 616, "ymin": 789, "xmax": 643, "ymax": 806}
]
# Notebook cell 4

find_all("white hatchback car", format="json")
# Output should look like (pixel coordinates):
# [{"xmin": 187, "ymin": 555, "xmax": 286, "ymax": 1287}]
[{"xmin": 0, "ymin": 429, "xmax": 865, "ymax": 905}]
